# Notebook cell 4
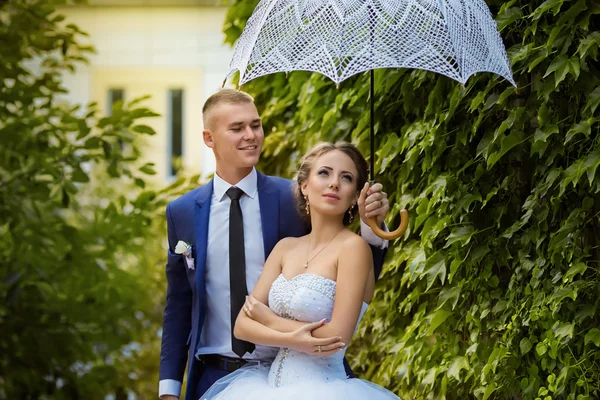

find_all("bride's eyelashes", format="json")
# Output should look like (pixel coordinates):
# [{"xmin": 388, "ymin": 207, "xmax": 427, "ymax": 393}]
[{"xmin": 316, "ymin": 169, "xmax": 354, "ymax": 182}]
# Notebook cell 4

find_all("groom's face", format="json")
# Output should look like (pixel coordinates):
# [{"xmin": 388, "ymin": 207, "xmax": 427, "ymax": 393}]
[{"xmin": 203, "ymin": 102, "xmax": 264, "ymax": 170}]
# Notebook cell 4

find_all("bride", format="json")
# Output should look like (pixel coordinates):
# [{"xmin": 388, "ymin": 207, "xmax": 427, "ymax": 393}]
[{"xmin": 201, "ymin": 142, "xmax": 399, "ymax": 400}]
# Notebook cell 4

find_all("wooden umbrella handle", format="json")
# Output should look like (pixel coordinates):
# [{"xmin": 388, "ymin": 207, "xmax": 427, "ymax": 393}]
[{"xmin": 367, "ymin": 209, "xmax": 409, "ymax": 240}]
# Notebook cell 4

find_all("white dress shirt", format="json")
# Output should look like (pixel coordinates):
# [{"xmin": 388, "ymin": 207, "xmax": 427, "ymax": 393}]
[
  {"xmin": 159, "ymin": 168, "xmax": 387, "ymax": 398},
  {"xmin": 197, "ymin": 167, "xmax": 278, "ymax": 360}
]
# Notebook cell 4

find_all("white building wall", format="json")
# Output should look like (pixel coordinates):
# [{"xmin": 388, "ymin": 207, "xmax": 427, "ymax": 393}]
[{"xmin": 57, "ymin": 5, "xmax": 233, "ymax": 181}]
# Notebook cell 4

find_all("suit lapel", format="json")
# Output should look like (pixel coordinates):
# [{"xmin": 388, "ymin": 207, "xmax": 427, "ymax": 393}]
[
  {"xmin": 194, "ymin": 180, "xmax": 213, "ymax": 330},
  {"xmin": 257, "ymin": 172, "xmax": 279, "ymax": 259}
]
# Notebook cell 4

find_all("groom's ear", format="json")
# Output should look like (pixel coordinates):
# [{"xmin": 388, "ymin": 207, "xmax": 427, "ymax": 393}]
[{"xmin": 203, "ymin": 129, "xmax": 215, "ymax": 148}]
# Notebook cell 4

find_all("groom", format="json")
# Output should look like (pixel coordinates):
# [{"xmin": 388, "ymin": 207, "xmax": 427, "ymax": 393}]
[{"xmin": 159, "ymin": 89, "xmax": 390, "ymax": 400}]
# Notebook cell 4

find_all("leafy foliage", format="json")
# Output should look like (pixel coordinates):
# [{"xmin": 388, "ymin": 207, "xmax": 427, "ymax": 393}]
[
  {"xmin": 224, "ymin": 0, "xmax": 600, "ymax": 398},
  {"xmin": 0, "ymin": 1, "xmax": 199, "ymax": 398}
]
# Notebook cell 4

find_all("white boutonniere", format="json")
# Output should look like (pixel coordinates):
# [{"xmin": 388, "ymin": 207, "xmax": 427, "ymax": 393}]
[{"xmin": 175, "ymin": 240, "xmax": 194, "ymax": 270}]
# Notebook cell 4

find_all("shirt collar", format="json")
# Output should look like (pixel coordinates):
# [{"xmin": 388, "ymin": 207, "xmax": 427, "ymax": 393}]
[{"xmin": 213, "ymin": 167, "xmax": 258, "ymax": 201}]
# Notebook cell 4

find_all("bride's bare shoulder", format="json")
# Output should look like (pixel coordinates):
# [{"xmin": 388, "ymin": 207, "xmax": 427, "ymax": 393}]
[
  {"xmin": 275, "ymin": 235, "xmax": 306, "ymax": 251},
  {"xmin": 340, "ymin": 232, "xmax": 370, "ymax": 254},
  {"xmin": 341, "ymin": 229, "xmax": 366, "ymax": 243}
]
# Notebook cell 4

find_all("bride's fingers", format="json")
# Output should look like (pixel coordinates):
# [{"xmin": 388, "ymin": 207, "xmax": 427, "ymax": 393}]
[
  {"xmin": 315, "ymin": 342, "xmax": 346, "ymax": 353},
  {"xmin": 248, "ymin": 294, "xmax": 259, "ymax": 305},
  {"xmin": 242, "ymin": 299, "xmax": 253, "ymax": 318},
  {"xmin": 301, "ymin": 319, "xmax": 327, "ymax": 332},
  {"xmin": 312, "ymin": 336, "xmax": 343, "ymax": 346},
  {"xmin": 314, "ymin": 347, "xmax": 345, "ymax": 357}
]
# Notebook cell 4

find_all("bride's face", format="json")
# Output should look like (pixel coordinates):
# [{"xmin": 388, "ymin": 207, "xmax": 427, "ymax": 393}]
[{"xmin": 301, "ymin": 150, "xmax": 359, "ymax": 219}]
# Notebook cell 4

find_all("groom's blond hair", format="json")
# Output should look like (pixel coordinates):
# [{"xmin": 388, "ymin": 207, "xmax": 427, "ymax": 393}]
[{"xmin": 202, "ymin": 89, "xmax": 255, "ymax": 130}]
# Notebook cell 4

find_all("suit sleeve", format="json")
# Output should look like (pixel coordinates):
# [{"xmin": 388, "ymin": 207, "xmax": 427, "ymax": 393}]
[
  {"xmin": 370, "ymin": 245, "xmax": 387, "ymax": 281},
  {"xmin": 159, "ymin": 203, "xmax": 193, "ymax": 386},
  {"xmin": 359, "ymin": 220, "xmax": 388, "ymax": 281}
]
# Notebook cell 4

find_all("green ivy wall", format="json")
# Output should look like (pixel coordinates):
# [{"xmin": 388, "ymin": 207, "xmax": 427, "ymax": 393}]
[{"xmin": 224, "ymin": 0, "xmax": 600, "ymax": 398}]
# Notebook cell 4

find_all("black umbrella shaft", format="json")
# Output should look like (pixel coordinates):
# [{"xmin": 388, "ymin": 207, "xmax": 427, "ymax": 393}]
[{"xmin": 370, "ymin": 69, "xmax": 375, "ymax": 182}]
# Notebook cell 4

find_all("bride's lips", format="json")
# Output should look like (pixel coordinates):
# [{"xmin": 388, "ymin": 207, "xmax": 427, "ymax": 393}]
[
  {"xmin": 238, "ymin": 145, "xmax": 258, "ymax": 151},
  {"xmin": 323, "ymin": 193, "xmax": 340, "ymax": 200}
]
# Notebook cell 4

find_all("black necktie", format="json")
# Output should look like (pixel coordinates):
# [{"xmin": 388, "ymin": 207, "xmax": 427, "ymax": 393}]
[{"xmin": 226, "ymin": 187, "xmax": 255, "ymax": 358}]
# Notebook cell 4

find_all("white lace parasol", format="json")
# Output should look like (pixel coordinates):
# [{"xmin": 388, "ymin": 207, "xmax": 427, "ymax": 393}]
[{"xmin": 227, "ymin": 0, "xmax": 515, "ymax": 86}]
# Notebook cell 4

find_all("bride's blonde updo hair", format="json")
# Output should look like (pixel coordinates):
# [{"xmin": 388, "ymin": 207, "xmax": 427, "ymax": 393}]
[{"xmin": 295, "ymin": 142, "xmax": 369, "ymax": 225}]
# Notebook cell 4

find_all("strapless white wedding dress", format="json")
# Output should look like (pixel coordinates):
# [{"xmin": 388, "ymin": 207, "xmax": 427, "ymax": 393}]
[{"xmin": 200, "ymin": 273, "xmax": 399, "ymax": 400}]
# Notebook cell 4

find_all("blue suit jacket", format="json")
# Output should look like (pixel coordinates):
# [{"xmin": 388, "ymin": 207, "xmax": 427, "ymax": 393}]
[{"xmin": 159, "ymin": 171, "xmax": 386, "ymax": 400}]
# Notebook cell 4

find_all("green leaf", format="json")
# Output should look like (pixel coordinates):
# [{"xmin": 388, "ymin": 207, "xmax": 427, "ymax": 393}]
[
  {"xmin": 528, "ymin": 50, "xmax": 549, "ymax": 72},
  {"xmin": 492, "ymin": 299, "xmax": 508, "ymax": 314},
  {"xmin": 583, "ymin": 86, "xmax": 600, "ymax": 115},
  {"xmin": 447, "ymin": 356, "xmax": 469, "ymax": 381},
  {"xmin": 497, "ymin": 7, "xmax": 523, "ymax": 31},
  {"xmin": 469, "ymin": 91, "xmax": 485, "ymax": 111},
  {"xmin": 438, "ymin": 285, "xmax": 461, "ymax": 310},
  {"xmin": 487, "ymin": 130, "xmax": 524, "ymax": 169},
  {"xmin": 584, "ymin": 148, "xmax": 600, "ymax": 186},
  {"xmin": 425, "ymin": 252, "xmax": 446, "ymax": 290},
  {"xmin": 76, "ymin": 119, "xmax": 92, "ymax": 140},
  {"xmin": 429, "ymin": 309, "xmax": 451, "ymax": 334},
  {"xmin": 569, "ymin": 57, "xmax": 580, "ymax": 80},
  {"xmin": 534, "ymin": 124, "xmax": 559, "ymax": 143},
  {"xmin": 536, "ymin": 342, "xmax": 548, "ymax": 356},
  {"xmin": 71, "ymin": 166, "xmax": 90, "ymax": 183},
  {"xmin": 578, "ymin": 31, "xmax": 600, "ymax": 59},
  {"xmin": 563, "ymin": 263, "xmax": 587, "ymax": 282},
  {"xmin": 549, "ymin": 287, "xmax": 577, "ymax": 303},
  {"xmin": 543, "ymin": 55, "xmax": 568, "ymax": 78},
  {"xmin": 520, "ymin": 337, "xmax": 533, "ymax": 355},
  {"xmin": 102, "ymin": 140, "xmax": 112, "ymax": 158},
  {"xmin": 422, "ymin": 366, "xmax": 440, "ymax": 386},
  {"xmin": 584, "ymin": 328, "xmax": 600, "ymax": 347},
  {"xmin": 131, "ymin": 124, "xmax": 156, "ymax": 135},
  {"xmin": 139, "ymin": 163, "xmax": 157, "ymax": 175},
  {"xmin": 565, "ymin": 119, "xmax": 592, "ymax": 144},
  {"xmin": 532, "ymin": 0, "xmax": 564, "ymax": 20},
  {"xmin": 444, "ymin": 226, "xmax": 475, "ymax": 248},
  {"xmin": 483, "ymin": 383, "xmax": 497, "ymax": 400},
  {"xmin": 554, "ymin": 323, "xmax": 574, "ymax": 341}
]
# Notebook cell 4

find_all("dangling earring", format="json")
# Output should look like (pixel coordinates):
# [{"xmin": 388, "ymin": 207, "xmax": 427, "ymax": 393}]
[
  {"xmin": 305, "ymin": 196, "xmax": 310, "ymax": 215},
  {"xmin": 348, "ymin": 204, "xmax": 355, "ymax": 223}
]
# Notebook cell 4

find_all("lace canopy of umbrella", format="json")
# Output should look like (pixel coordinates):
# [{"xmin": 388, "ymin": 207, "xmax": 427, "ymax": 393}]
[{"xmin": 226, "ymin": 0, "xmax": 516, "ymax": 239}]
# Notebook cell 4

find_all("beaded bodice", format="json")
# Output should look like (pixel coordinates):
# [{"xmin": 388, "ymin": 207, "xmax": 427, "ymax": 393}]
[{"xmin": 266, "ymin": 273, "xmax": 368, "ymax": 388}]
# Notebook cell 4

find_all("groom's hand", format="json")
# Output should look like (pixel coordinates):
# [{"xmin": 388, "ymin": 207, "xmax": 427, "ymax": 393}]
[
  {"xmin": 358, "ymin": 182, "xmax": 389, "ymax": 227},
  {"xmin": 285, "ymin": 319, "xmax": 345, "ymax": 356},
  {"xmin": 161, "ymin": 396, "xmax": 178, "ymax": 400}
]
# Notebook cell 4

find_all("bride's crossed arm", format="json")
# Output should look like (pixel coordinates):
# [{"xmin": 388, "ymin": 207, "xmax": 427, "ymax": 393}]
[
  {"xmin": 234, "ymin": 234, "xmax": 373, "ymax": 352},
  {"xmin": 233, "ymin": 237, "xmax": 343, "ymax": 355}
]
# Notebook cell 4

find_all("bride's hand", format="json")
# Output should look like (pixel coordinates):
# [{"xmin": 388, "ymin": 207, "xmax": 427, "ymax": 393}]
[
  {"xmin": 285, "ymin": 319, "xmax": 346, "ymax": 356},
  {"xmin": 244, "ymin": 295, "xmax": 277, "ymax": 325}
]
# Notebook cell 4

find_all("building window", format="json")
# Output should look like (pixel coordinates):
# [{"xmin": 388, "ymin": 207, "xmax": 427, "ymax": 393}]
[
  {"xmin": 108, "ymin": 88, "xmax": 126, "ymax": 150},
  {"xmin": 169, "ymin": 89, "xmax": 184, "ymax": 176},
  {"xmin": 108, "ymin": 88, "xmax": 124, "ymax": 112}
]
